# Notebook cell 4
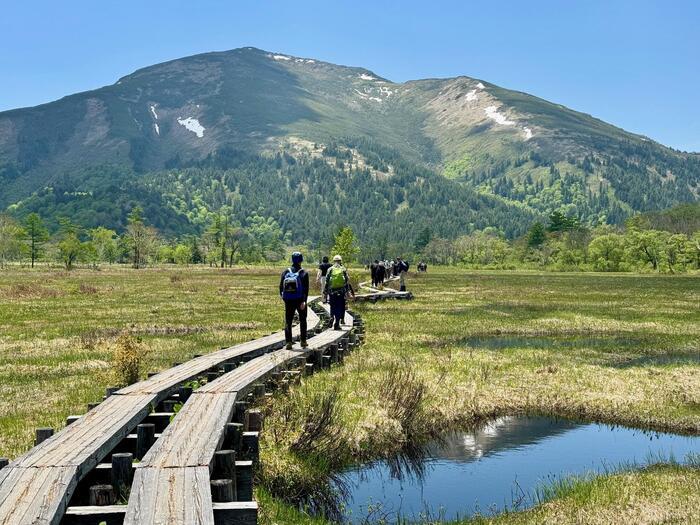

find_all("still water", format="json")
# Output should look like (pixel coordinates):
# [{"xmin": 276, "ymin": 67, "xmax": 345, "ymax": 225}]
[{"xmin": 339, "ymin": 417, "xmax": 699, "ymax": 522}]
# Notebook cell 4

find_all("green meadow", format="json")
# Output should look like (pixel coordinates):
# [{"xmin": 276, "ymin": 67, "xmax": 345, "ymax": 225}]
[{"xmin": 0, "ymin": 266, "xmax": 698, "ymax": 523}]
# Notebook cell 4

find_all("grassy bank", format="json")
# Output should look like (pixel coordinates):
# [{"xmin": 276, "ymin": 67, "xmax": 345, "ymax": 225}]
[{"xmin": 258, "ymin": 268, "xmax": 699, "ymax": 523}]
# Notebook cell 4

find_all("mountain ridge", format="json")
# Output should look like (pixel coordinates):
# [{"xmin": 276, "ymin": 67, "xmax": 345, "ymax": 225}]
[{"xmin": 1, "ymin": 46, "xmax": 698, "ymax": 242}]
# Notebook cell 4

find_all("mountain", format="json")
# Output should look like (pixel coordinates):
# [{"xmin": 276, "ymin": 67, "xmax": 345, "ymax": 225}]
[{"xmin": 0, "ymin": 47, "xmax": 698, "ymax": 242}]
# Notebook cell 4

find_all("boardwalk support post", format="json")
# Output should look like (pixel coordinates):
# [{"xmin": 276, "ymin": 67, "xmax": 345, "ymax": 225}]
[
  {"xmin": 136, "ymin": 423, "xmax": 156, "ymax": 460},
  {"xmin": 211, "ymin": 479, "xmax": 235, "ymax": 503},
  {"xmin": 35, "ymin": 427, "xmax": 54, "ymax": 445}
]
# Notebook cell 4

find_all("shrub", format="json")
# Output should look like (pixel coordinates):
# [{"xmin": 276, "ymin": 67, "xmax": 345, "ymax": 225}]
[{"xmin": 111, "ymin": 333, "xmax": 147, "ymax": 385}]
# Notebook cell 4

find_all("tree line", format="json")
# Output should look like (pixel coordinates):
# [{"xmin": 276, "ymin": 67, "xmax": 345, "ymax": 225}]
[{"xmin": 418, "ymin": 208, "xmax": 700, "ymax": 273}]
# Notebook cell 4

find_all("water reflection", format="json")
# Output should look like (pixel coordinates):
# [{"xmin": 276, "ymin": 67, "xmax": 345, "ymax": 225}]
[{"xmin": 337, "ymin": 417, "xmax": 699, "ymax": 523}]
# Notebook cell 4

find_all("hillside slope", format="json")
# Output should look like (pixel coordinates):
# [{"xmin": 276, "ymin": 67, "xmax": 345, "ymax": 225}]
[{"xmin": 0, "ymin": 47, "xmax": 698, "ymax": 238}]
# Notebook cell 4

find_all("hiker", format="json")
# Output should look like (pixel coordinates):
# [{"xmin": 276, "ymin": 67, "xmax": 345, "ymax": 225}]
[
  {"xmin": 375, "ymin": 260, "xmax": 386, "ymax": 287},
  {"xmin": 317, "ymin": 256, "xmax": 332, "ymax": 297},
  {"xmin": 280, "ymin": 251, "xmax": 309, "ymax": 349},
  {"xmin": 397, "ymin": 256, "xmax": 409, "ymax": 291},
  {"xmin": 324, "ymin": 254, "xmax": 354, "ymax": 329},
  {"xmin": 370, "ymin": 259, "xmax": 379, "ymax": 287}
]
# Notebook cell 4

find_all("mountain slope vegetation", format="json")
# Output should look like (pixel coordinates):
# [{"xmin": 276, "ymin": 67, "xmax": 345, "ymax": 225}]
[{"xmin": 1, "ymin": 47, "xmax": 697, "ymax": 241}]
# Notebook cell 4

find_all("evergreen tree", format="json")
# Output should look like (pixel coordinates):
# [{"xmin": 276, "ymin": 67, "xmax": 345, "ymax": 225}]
[
  {"xmin": 24, "ymin": 213, "xmax": 49, "ymax": 268},
  {"xmin": 527, "ymin": 222, "xmax": 547, "ymax": 247}
]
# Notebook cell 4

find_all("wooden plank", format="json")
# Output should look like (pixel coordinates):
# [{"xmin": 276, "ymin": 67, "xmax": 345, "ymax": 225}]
[
  {"xmin": 124, "ymin": 466, "xmax": 214, "ymax": 525},
  {"xmin": 0, "ymin": 466, "xmax": 75, "ymax": 525}
]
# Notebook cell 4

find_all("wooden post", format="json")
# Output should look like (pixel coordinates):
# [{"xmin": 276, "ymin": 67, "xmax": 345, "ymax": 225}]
[
  {"xmin": 111, "ymin": 452, "xmax": 133, "ymax": 499},
  {"xmin": 304, "ymin": 363, "xmax": 315, "ymax": 377},
  {"xmin": 330, "ymin": 344, "xmax": 339, "ymax": 363},
  {"xmin": 223, "ymin": 362, "xmax": 236, "ymax": 373},
  {"xmin": 213, "ymin": 450, "xmax": 237, "ymax": 500},
  {"xmin": 313, "ymin": 349, "xmax": 324, "ymax": 371},
  {"xmin": 66, "ymin": 415, "xmax": 81, "ymax": 426},
  {"xmin": 178, "ymin": 385, "xmax": 193, "ymax": 403},
  {"xmin": 35, "ymin": 427, "xmax": 54, "ymax": 445},
  {"xmin": 0, "ymin": 458, "xmax": 8, "ymax": 470},
  {"xmin": 322, "ymin": 355, "xmax": 332, "ymax": 369},
  {"xmin": 147, "ymin": 371, "xmax": 158, "ymax": 378},
  {"xmin": 241, "ymin": 432, "xmax": 259, "ymax": 464},
  {"xmin": 234, "ymin": 401, "xmax": 248, "ymax": 423},
  {"xmin": 235, "ymin": 461, "xmax": 254, "ymax": 501},
  {"xmin": 253, "ymin": 383, "xmax": 265, "ymax": 398},
  {"xmin": 89, "ymin": 484, "xmax": 116, "ymax": 506},
  {"xmin": 162, "ymin": 400, "xmax": 178, "ymax": 413},
  {"xmin": 244, "ymin": 409, "xmax": 263, "ymax": 432},
  {"xmin": 136, "ymin": 423, "xmax": 156, "ymax": 460},
  {"xmin": 224, "ymin": 422, "xmax": 243, "ymax": 450},
  {"xmin": 105, "ymin": 386, "xmax": 119, "ymax": 397},
  {"xmin": 87, "ymin": 402, "xmax": 100, "ymax": 411},
  {"xmin": 207, "ymin": 371, "xmax": 219, "ymax": 383},
  {"xmin": 211, "ymin": 479, "xmax": 235, "ymax": 503}
]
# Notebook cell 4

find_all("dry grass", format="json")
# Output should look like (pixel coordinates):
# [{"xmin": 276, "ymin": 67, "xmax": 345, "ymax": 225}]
[{"xmin": 0, "ymin": 265, "xmax": 282, "ymax": 458}]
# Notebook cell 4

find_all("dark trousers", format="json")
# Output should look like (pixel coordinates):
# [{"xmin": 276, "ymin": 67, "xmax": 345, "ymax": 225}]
[
  {"xmin": 328, "ymin": 292, "xmax": 346, "ymax": 327},
  {"xmin": 284, "ymin": 299, "xmax": 307, "ymax": 343}
]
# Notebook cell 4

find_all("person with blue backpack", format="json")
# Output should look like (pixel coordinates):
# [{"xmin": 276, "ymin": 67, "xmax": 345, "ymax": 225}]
[{"xmin": 279, "ymin": 251, "xmax": 310, "ymax": 349}]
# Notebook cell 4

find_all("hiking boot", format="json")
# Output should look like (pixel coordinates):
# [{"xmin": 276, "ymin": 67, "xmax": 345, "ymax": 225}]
[
  {"xmin": 300, "ymin": 340, "xmax": 308, "ymax": 348},
  {"xmin": 334, "ymin": 323, "xmax": 341, "ymax": 331},
  {"xmin": 285, "ymin": 342, "xmax": 293, "ymax": 350}
]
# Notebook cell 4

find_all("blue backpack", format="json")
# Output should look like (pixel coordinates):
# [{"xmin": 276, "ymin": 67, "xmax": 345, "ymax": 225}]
[{"xmin": 282, "ymin": 268, "xmax": 304, "ymax": 300}]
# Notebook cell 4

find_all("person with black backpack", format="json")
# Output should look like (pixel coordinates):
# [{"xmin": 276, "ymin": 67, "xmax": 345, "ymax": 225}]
[
  {"xmin": 280, "ymin": 251, "xmax": 310, "ymax": 349},
  {"xmin": 324, "ymin": 254, "xmax": 355, "ymax": 329},
  {"xmin": 397, "ymin": 256, "xmax": 409, "ymax": 291}
]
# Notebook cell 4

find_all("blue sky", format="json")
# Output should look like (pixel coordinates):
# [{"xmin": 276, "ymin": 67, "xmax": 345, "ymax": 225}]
[{"xmin": 2, "ymin": 0, "xmax": 698, "ymax": 151}]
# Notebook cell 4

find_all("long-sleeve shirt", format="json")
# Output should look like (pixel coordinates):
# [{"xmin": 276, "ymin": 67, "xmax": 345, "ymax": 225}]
[{"xmin": 279, "ymin": 266, "xmax": 309, "ymax": 302}]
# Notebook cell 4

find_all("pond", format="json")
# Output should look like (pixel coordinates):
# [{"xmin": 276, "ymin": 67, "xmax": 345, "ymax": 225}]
[{"xmin": 338, "ymin": 417, "xmax": 699, "ymax": 523}]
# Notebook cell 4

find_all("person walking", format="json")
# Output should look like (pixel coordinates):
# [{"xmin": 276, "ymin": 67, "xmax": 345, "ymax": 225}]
[
  {"xmin": 375, "ymin": 260, "xmax": 386, "ymax": 288},
  {"xmin": 317, "ymin": 256, "xmax": 332, "ymax": 298},
  {"xmin": 397, "ymin": 256, "xmax": 410, "ymax": 292},
  {"xmin": 280, "ymin": 251, "xmax": 309, "ymax": 349},
  {"xmin": 324, "ymin": 254, "xmax": 354, "ymax": 329},
  {"xmin": 370, "ymin": 259, "xmax": 379, "ymax": 287}
]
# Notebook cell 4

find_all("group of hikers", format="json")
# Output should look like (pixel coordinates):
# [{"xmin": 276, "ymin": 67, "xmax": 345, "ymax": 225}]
[
  {"xmin": 368, "ymin": 257, "xmax": 410, "ymax": 291},
  {"xmin": 279, "ymin": 252, "xmax": 354, "ymax": 350},
  {"xmin": 279, "ymin": 252, "xmax": 414, "ymax": 349}
]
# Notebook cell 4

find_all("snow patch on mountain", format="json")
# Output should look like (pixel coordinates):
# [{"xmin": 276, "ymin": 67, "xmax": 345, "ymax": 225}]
[
  {"xmin": 354, "ymin": 89, "xmax": 382, "ymax": 103},
  {"xmin": 379, "ymin": 86, "xmax": 393, "ymax": 97},
  {"xmin": 476, "ymin": 82, "xmax": 485, "ymax": 89},
  {"xmin": 149, "ymin": 105, "xmax": 158, "ymax": 120},
  {"xmin": 359, "ymin": 73, "xmax": 377, "ymax": 81},
  {"xmin": 177, "ymin": 117, "xmax": 205, "ymax": 137},
  {"xmin": 484, "ymin": 106, "xmax": 515, "ymax": 126},
  {"xmin": 154, "ymin": 123, "xmax": 160, "ymax": 136},
  {"xmin": 465, "ymin": 90, "xmax": 478, "ymax": 101},
  {"xmin": 270, "ymin": 54, "xmax": 291, "ymax": 61},
  {"xmin": 523, "ymin": 127, "xmax": 533, "ymax": 140}
]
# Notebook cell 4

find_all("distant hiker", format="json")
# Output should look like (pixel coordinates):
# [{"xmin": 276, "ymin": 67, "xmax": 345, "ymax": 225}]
[
  {"xmin": 375, "ymin": 260, "xmax": 386, "ymax": 287},
  {"xmin": 280, "ymin": 251, "xmax": 309, "ymax": 349},
  {"xmin": 390, "ymin": 260, "xmax": 397, "ymax": 277},
  {"xmin": 418, "ymin": 261, "xmax": 427, "ymax": 272},
  {"xmin": 324, "ymin": 254, "xmax": 354, "ymax": 329},
  {"xmin": 370, "ymin": 259, "xmax": 379, "ymax": 287},
  {"xmin": 397, "ymin": 256, "xmax": 409, "ymax": 291},
  {"xmin": 317, "ymin": 256, "xmax": 332, "ymax": 298}
]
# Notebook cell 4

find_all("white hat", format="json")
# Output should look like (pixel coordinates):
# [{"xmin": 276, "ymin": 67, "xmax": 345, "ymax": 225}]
[{"xmin": 333, "ymin": 254, "xmax": 342, "ymax": 262}]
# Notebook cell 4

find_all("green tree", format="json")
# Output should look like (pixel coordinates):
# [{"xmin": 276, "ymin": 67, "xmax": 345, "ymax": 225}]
[
  {"xmin": 57, "ymin": 219, "xmax": 84, "ymax": 270},
  {"xmin": 527, "ymin": 222, "xmax": 547, "ymax": 247},
  {"xmin": 414, "ymin": 227, "xmax": 432, "ymax": 251},
  {"xmin": 588, "ymin": 233, "xmax": 625, "ymax": 271},
  {"xmin": 331, "ymin": 226, "xmax": 360, "ymax": 263},
  {"xmin": 89, "ymin": 227, "xmax": 118, "ymax": 264},
  {"xmin": 173, "ymin": 244, "xmax": 193, "ymax": 265},
  {"xmin": 665, "ymin": 233, "xmax": 690, "ymax": 273},
  {"xmin": 625, "ymin": 230, "xmax": 668, "ymax": 271},
  {"xmin": 124, "ymin": 207, "xmax": 158, "ymax": 268},
  {"xmin": 0, "ymin": 214, "xmax": 24, "ymax": 268},
  {"xmin": 24, "ymin": 213, "xmax": 49, "ymax": 268}
]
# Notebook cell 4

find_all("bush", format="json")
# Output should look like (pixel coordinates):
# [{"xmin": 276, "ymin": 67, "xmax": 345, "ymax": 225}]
[{"xmin": 111, "ymin": 333, "xmax": 147, "ymax": 385}]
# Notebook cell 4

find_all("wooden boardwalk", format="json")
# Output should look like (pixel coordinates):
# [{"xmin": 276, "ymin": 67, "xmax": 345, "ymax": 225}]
[{"xmin": 0, "ymin": 294, "xmax": 369, "ymax": 525}]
